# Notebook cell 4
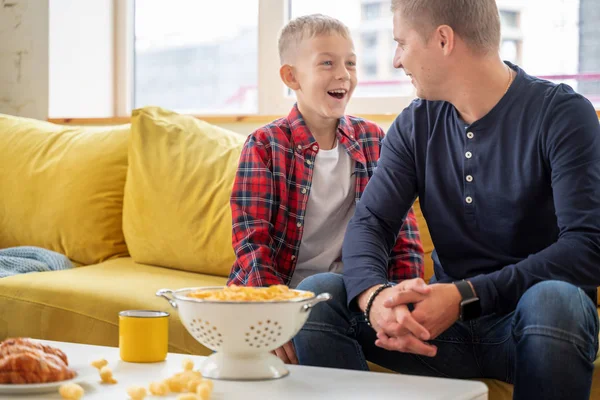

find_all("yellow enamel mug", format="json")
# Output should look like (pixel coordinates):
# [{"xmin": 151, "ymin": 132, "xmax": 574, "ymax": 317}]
[{"xmin": 119, "ymin": 310, "xmax": 169, "ymax": 363}]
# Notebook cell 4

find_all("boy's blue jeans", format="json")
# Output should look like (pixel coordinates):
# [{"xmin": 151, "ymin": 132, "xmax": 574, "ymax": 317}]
[{"xmin": 293, "ymin": 273, "xmax": 599, "ymax": 400}]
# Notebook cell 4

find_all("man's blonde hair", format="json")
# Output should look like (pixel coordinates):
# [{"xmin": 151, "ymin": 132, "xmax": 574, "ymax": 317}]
[
  {"xmin": 391, "ymin": 0, "xmax": 501, "ymax": 54},
  {"xmin": 278, "ymin": 14, "xmax": 351, "ymax": 64}
]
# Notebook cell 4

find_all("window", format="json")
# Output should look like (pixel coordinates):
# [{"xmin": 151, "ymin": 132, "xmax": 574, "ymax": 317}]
[
  {"xmin": 497, "ymin": 0, "xmax": 600, "ymax": 107},
  {"xmin": 362, "ymin": 32, "xmax": 378, "ymax": 48},
  {"xmin": 134, "ymin": 0, "xmax": 259, "ymax": 114},
  {"xmin": 119, "ymin": 0, "xmax": 600, "ymax": 117},
  {"xmin": 362, "ymin": 3, "xmax": 380, "ymax": 20},
  {"xmin": 364, "ymin": 63, "xmax": 378, "ymax": 76},
  {"xmin": 501, "ymin": 40, "xmax": 519, "ymax": 64},
  {"xmin": 499, "ymin": 10, "xmax": 519, "ymax": 28}
]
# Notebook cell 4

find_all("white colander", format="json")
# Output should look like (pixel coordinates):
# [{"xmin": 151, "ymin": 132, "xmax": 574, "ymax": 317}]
[{"xmin": 156, "ymin": 287, "xmax": 331, "ymax": 380}]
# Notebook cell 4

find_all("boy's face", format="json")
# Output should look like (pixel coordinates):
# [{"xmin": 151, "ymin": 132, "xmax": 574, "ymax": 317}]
[{"xmin": 284, "ymin": 33, "xmax": 357, "ymax": 120}]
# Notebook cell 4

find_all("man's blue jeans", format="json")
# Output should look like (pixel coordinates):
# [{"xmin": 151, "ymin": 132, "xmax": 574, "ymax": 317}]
[{"xmin": 293, "ymin": 273, "xmax": 599, "ymax": 400}]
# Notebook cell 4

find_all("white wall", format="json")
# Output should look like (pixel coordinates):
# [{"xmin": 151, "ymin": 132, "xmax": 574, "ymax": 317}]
[
  {"xmin": 48, "ymin": 0, "xmax": 114, "ymax": 118},
  {"xmin": 0, "ymin": 0, "xmax": 49, "ymax": 119}
]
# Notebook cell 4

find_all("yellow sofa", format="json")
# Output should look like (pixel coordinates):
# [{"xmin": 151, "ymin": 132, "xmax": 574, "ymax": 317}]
[{"xmin": 0, "ymin": 107, "xmax": 597, "ymax": 399}]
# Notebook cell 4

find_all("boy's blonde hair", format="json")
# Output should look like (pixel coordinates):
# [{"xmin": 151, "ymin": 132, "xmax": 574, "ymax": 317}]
[
  {"xmin": 278, "ymin": 14, "xmax": 351, "ymax": 64},
  {"xmin": 391, "ymin": 0, "xmax": 501, "ymax": 54}
]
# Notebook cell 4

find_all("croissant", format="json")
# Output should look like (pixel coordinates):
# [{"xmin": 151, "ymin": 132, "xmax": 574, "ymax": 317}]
[{"xmin": 0, "ymin": 338, "xmax": 75, "ymax": 384}]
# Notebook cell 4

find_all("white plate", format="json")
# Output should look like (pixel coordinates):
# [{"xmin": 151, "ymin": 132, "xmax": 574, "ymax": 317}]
[{"xmin": 0, "ymin": 364, "xmax": 96, "ymax": 395}]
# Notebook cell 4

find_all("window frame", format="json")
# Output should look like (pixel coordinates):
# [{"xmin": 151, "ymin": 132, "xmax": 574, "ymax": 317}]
[
  {"xmin": 112, "ymin": 0, "xmax": 600, "ymax": 119},
  {"xmin": 117, "ymin": 0, "xmax": 416, "ymax": 117}
]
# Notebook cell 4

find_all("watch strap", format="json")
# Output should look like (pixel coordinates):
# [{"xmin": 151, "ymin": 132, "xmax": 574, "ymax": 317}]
[{"xmin": 454, "ymin": 280, "xmax": 475, "ymax": 300}]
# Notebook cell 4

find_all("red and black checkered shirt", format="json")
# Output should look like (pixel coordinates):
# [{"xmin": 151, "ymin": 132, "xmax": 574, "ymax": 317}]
[{"xmin": 228, "ymin": 105, "xmax": 423, "ymax": 287}]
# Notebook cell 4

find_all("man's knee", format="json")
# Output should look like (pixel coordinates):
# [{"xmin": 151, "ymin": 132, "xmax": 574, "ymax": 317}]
[{"xmin": 514, "ymin": 280, "xmax": 598, "ymax": 347}]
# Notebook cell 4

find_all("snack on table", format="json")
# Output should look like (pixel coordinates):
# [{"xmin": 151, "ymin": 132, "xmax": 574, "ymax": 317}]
[
  {"xmin": 187, "ymin": 284, "xmax": 313, "ymax": 302},
  {"xmin": 59, "ymin": 382, "xmax": 84, "ymax": 400},
  {"xmin": 0, "ymin": 338, "xmax": 75, "ymax": 384}
]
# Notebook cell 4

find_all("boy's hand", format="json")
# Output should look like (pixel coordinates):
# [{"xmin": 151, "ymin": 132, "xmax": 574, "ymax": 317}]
[{"xmin": 272, "ymin": 341, "xmax": 298, "ymax": 364}]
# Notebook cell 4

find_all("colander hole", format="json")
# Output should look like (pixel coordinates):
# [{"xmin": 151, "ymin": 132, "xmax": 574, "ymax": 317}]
[
  {"xmin": 267, "ymin": 320, "xmax": 271, "ymax": 324},
  {"xmin": 270, "ymin": 331, "xmax": 274, "ymax": 334},
  {"xmin": 258, "ymin": 321, "xmax": 263, "ymax": 325},
  {"xmin": 245, "ymin": 333, "xmax": 249, "ymax": 336},
  {"xmin": 213, "ymin": 327, "xmax": 217, "ymax": 330},
  {"xmin": 218, "ymin": 333, "xmax": 222, "ymax": 337},
  {"xmin": 278, "ymin": 326, "xmax": 282, "ymax": 330},
  {"xmin": 278, "ymin": 333, "xmax": 281, "ymax": 336},
  {"xmin": 257, "ymin": 345, "xmax": 261, "ymax": 349},
  {"xmin": 274, "ymin": 322, "xmax": 278, "ymax": 325},
  {"xmin": 206, "ymin": 321, "xmax": 210, "ymax": 325},
  {"xmin": 249, "ymin": 344, "xmax": 253, "ymax": 347},
  {"xmin": 250, "ymin": 326, "xmax": 254, "ymax": 330},
  {"xmin": 245, "ymin": 339, "xmax": 249, "ymax": 342}
]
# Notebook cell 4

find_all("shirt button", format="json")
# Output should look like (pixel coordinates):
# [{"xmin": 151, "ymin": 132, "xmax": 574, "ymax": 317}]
[
  {"xmin": 301, "ymin": 188, "xmax": 307, "ymax": 194},
  {"xmin": 467, "ymin": 132, "xmax": 474, "ymax": 139},
  {"xmin": 465, "ymin": 151, "xmax": 472, "ymax": 159},
  {"xmin": 466, "ymin": 196, "xmax": 473, "ymax": 204},
  {"xmin": 350, "ymin": 135, "xmax": 354, "ymax": 139},
  {"xmin": 297, "ymin": 222, "xmax": 302, "ymax": 228},
  {"xmin": 466, "ymin": 175, "xmax": 473, "ymax": 182},
  {"xmin": 312, "ymin": 145, "xmax": 318, "ymax": 151}
]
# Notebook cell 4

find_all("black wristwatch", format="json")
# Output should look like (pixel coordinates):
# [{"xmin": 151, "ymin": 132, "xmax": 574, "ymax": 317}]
[{"xmin": 453, "ymin": 280, "xmax": 481, "ymax": 321}]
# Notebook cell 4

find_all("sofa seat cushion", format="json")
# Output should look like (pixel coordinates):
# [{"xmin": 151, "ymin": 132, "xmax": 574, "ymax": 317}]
[{"xmin": 0, "ymin": 257, "xmax": 226, "ymax": 355}]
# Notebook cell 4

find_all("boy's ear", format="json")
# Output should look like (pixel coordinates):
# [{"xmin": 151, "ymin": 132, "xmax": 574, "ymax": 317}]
[{"xmin": 280, "ymin": 64, "xmax": 300, "ymax": 91}]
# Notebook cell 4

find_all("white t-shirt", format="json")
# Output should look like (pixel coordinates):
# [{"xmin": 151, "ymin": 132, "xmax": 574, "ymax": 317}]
[{"xmin": 290, "ymin": 141, "xmax": 356, "ymax": 288}]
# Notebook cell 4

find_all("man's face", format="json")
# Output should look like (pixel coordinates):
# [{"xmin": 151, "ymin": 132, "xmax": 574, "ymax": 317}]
[
  {"xmin": 392, "ymin": 11, "xmax": 445, "ymax": 100},
  {"xmin": 292, "ymin": 33, "xmax": 358, "ymax": 120}
]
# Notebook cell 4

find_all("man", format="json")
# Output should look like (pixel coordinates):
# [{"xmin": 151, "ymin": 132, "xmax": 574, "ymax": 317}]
[{"xmin": 293, "ymin": 1, "xmax": 600, "ymax": 399}]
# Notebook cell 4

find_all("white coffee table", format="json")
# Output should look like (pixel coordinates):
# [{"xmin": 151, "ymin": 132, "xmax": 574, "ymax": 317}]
[{"xmin": 0, "ymin": 340, "xmax": 488, "ymax": 399}]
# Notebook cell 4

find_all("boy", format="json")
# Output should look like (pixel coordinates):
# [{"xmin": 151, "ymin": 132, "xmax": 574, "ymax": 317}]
[{"xmin": 228, "ymin": 14, "xmax": 424, "ymax": 364}]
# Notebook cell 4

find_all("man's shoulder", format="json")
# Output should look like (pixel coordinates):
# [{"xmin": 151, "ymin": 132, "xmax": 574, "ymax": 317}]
[{"xmin": 516, "ymin": 70, "xmax": 597, "ymax": 123}]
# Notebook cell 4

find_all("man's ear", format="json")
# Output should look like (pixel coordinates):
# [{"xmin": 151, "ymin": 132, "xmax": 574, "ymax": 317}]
[
  {"xmin": 280, "ymin": 64, "xmax": 300, "ymax": 90},
  {"xmin": 436, "ymin": 25, "xmax": 455, "ymax": 55}
]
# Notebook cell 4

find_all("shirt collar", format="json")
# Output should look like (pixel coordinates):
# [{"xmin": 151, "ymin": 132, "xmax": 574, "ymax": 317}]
[{"xmin": 286, "ymin": 103, "xmax": 356, "ymax": 151}]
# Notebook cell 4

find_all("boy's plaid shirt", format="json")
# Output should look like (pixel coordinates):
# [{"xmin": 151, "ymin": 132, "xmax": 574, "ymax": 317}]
[{"xmin": 228, "ymin": 105, "xmax": 423, "ymax": 287}]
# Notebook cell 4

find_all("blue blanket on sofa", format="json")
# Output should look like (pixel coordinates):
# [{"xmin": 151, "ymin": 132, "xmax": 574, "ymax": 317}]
[{"xmin": 0, "ymin": 246, "xmax": 73, "ymax": 278}]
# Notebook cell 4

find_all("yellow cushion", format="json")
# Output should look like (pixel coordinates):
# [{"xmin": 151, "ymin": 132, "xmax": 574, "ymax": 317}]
[
  {"xmin": 0, "ymin": 114, "xmax": 130, "ymax": 265},
  {"xmin": 412, "ymin": 199, "xmax": 434, "ymax": 282},
  {"xmin": 123, "ymin": 107, "xmax": 245, "ymax": 276},
  {"xmin": 0, "ymin": 257, "xmax": 225, "ymax": 355}
]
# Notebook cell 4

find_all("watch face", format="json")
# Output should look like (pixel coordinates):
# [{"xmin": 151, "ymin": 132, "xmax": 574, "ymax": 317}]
[{"xmin": 461, "ymin": 297, "xmax": 481, "ymax": 321}]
